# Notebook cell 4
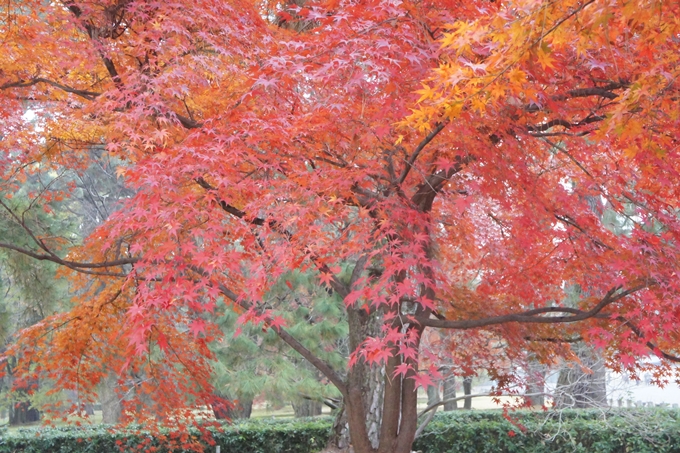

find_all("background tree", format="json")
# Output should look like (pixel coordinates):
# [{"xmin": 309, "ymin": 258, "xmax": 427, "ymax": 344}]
[
  {"xmin": 0, "ymin": 172, "xmax": 78, "ymax": 424},
  {"xmin": 211, "ymin": 271, "xmax": 347, "ymax": 420},
  {"xmin": 0, "ymin": 1, "xmax": 679, "ymax": 453}
]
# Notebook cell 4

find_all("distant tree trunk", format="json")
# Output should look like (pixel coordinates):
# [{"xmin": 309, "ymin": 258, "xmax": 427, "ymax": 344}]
[
  {"xmin": 463, "ymin": 376, "xmax": 472, "ymax": 410},
  {"xmin": 8, "ymin": 373, "xmax": 40, "ymax": 425},
  {"xmin": 426, "ymin": 385, "xmax": 440, "ymax": 408},
  {"xmin": 64, "ymin": 390, "xmax": 95, "ymax": 416},
  {"xmin": 226, "ymin": 400, "xmax": 253, "ymax": 419},
  {"xmin": 442, "ymin": 376, "xmax": 457, "ymax": 411},
  {"xmin": 4, "ymin": 358, "xmax": 41, "ymax": 425},
  {"xmin": 525, "ymin": 355, "xmax": 546, "ymax": 407},
  {"xmin": 555, "ymin": 344, "xmax": 606, "ymax": 408},
  {"xmin": 9, "ymin": 401, "xmax": 40, "ymax": 425},
  {"xmin": 292, "ymin": 398, "xmax": 322, "ymax": 417},
  {"xmin": 99, "ymin": 372, "xmax": 122, "ymax": 424},
  {"xmin": 211, "ymin": 391, "xmax": 252, "ymax": 420}
]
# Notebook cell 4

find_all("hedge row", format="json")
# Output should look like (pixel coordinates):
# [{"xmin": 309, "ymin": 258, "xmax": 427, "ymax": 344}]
[
  {"xmin": 0, "ymin": 417, "xmax": 332, "ymax": 453},
  {"xmin": 1, "ymin": 409, "xmax": 679, "ymax": 452},
  {"xmin": 413, "ymin": 409, "xmax": 680, "ymax": 453}
]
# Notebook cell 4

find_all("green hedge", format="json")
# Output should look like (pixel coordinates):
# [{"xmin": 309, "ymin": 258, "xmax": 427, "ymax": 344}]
[
  {"xmin": 413, "ymin": 409, "xmax": 680, "ymax": 453},
  {"xmin": 0, "ymin": 417, "xmax": 332, "ymax": 453},
  {"xmin": 1, "ymin": 410, "xmax": 679, "ymax": 452}
]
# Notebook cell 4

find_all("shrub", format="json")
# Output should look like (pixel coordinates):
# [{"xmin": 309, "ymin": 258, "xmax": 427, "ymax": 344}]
[
  {"xmin": 0, "ymin": 417, "xmax": 332, "ymax": 453},
  {"xmin": 1, "ymin": 409, "xmax": 679, "ymax": 452},
  {"xmin": 413, "ymin": 409, "xmax": 680, "ymax": 453}
]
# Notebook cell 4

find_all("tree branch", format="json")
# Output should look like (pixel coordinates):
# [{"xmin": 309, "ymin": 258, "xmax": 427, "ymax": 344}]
[
  {"xmin": 0, "ymin": 241, "xmax": 136, "ymax": 269},
  {"xmin": 398, "ymin": 121, "xmax": 448, "ymax": 185},
  {"xmin": 615, "ymin": 316, "xmax": 680, "ymax": 363},
  {"xmin": 411, "ymin": 154, "xmax": 473, "ymax": 212},
  {"xmin": 416, "ymin": 391, "xmax": 549, "ymax": 419},
  {"xmin": 418, "ymin": 284, "xmax": 648, "ymax": 330},
  {"xmin": 0, "ymin": 78, "xmax": 100, "ymax": 101},
  {"xmin": 524, "ymin": 336, "xmax": 583, "ymax": 343},
  {"xmin": 202, "ymin": 274, "xmax": 349, "ymax": 397},
  {"xmin": 528, "ymin": 114, "xmax": 605, "ymax": 133},
  {"xmin": 195, "ymin": 176, "xmax": 352, "ymax": 297}
]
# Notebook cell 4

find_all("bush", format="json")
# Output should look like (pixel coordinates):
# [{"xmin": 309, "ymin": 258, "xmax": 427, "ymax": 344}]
[
  {"xmin": 1, "ymin": 409, "xmax": 679, "ymax": 452},
  {"xmin": 413, "ymin": 409, "xmax": 680, "ymax": 453},
  {"xmin": 0, "ymin": 417, "xmax": 333, "ymax": 453}
]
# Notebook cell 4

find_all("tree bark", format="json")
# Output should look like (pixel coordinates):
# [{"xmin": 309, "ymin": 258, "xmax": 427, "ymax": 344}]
[
  {"xmin": 331, "ymin": 306, "xmax": 385, "ymax": 453},
  {"xmin": 99, "ymin": 371, "xmax": 122, "ymax": 424},
  {"xmin": 525, "ymin": 356, "xmax": 546, "ymax": 407},
  {"xmin": 328, "ymin": 403, "xmax": 351, "ymax": 450},
  {"xmin": 463, "ymin": 376, "xmax": 472, "ymax": 410},
  {"xmin": 442, "ymin": 375, "xmax": 457, "ymax": 411},
  {"xmin": 292, "ymin": 398, "xmax": 322, "ymax": 417}
]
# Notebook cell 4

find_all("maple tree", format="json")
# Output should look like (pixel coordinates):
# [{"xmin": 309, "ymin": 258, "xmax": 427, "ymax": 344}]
[{"xmin": 1, "ymin": 0, "xmax": 680, "ymax": 451}]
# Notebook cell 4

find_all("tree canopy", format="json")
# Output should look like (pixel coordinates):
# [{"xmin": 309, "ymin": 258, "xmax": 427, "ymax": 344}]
[{"xmin": 1, "ymin": 0, "xmax": 679, "ymax": 452}]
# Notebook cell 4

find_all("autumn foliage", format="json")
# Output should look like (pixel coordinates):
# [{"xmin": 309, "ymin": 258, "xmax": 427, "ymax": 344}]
[{"xmin": 1, "ymin": 0, "xmax": 679, "ymax": 451}]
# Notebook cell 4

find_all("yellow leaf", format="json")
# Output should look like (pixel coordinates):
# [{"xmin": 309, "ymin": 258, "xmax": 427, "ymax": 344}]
[
  {"xmin": 536, "ymin": 47, "xmax": 556, "ymax": 69},
  {"xmin": 415, "ymin": 83, "xmax": 437, "ymax": 103},
  {"xmin": 508, "ymin": 67, "xmax": 526, "ymax": 85},
  {"xmin": 444, "ymin": 102, "xmax": 463, "ymax": 120},
  {"xmin": 471, "ymin": 97, "xmax": 487, "ymax": 114}
]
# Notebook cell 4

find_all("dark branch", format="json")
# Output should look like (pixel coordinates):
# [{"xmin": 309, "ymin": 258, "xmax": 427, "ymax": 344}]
[
  {"xmin": 616, "ymin": 316, "xmax": 680, "ymax": 363},
  {"xmin": 0, "ymin": 242, "xmax": 136, "ymax": 268},
  {"xmin": 0, "ymin": 78, "xmax": 100, "ymax": 101},
  {"xmin": 175, "ymin": 113, "xmax": 203, "ymax": 129},
  {"xmin": 554, "ymin": 213, "xmax": 611, "ymax": 249},
  {"xmin": 411, "ymin": 154, "xmax": 473, "ymax": 212},
  {"xmin": 528, "ymin": 115, "xmax": 605, "ymax": 133},
  {"xmin": 399, "ymin": 121, "xmax": 448, "ymax": 185},
  {"xmin": 418, "ymin": 284, "xmax": 648, "ymax": 329},
  {"xmin": 560, "ymin": 87, "xmax": 619, "ymax": 100},
  {"xmin": 524, "ymin": 336, "xmax": 583, "ymax": 343},
  {"xmin": 194, "ymin": 177, "xmax": 264, "ymax": 225},
  {"xmin": 195, "ymin": 176, "xmax": 352, "ymax": 298},
  {"xmin": 525, "ymin": 86, "xmax": 626, "ymax": 111}
]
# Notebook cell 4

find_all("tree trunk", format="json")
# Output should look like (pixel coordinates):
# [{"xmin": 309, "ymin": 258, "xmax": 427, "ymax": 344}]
[
  {"xmin": 426, "ymin": 385, "xmax": 440, "ymax": 408},
  {"xmin": 330, "ymin": 305, "xmax": 424, "ymax": 453},
  {"xmin": 442, "ymin": 376, "xmax": 457, "ymax": 411},
  {"xmin": 555, "ymin": 344, "xmax": 606, "ymax": 408},
  {"xmin": 525, "ymin": 355, "xmax": 546, "ymax": 407},
  {"xmin": 292, "ymin": 398, "xmax": 322, "ymax": 417},
  {"xmin": 8, "ymin": 374, "xmax": 40, "ymax": 425},
  {"xmin": 9, "ymin": 401, "xmax": 40, "ymax": 425},
  {"xmin": 328, "ymin": 403, "xmax": 351, "ymax": 450},
  {"xmin": 99, "ymin": 371, "xmax": 122, "ymax": 424},
  {"xmin": 328, "ymin": 307, "xmax": 385, "ymax": 452},
  {"xmin": 212, "ymin": 393, "xmax": 252, "ymax": 420},
  {"xmin": 463, "ymin": 376, "xmax": 472, "ymax": 410}
]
